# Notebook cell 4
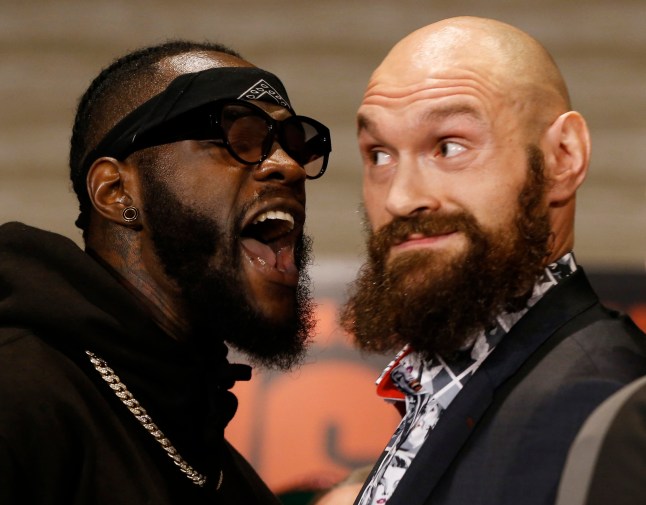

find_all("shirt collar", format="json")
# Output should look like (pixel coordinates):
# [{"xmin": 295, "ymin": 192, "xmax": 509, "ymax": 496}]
[{"xmin": 376, "ymin": 252, "xmax": 579, "ymax": 400}]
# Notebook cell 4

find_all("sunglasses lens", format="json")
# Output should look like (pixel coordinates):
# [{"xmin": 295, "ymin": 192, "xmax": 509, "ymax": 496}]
[
  {"xmin": 281, "ymin": 117, "xmax": 330, "ymax": 178},
  {"xmin": 217, "ymin": 102, "xmax": 329, "ymax": 177},
  {"xmin": 221, "ymin": 104, "xmax": 272, "ymax": 164}
]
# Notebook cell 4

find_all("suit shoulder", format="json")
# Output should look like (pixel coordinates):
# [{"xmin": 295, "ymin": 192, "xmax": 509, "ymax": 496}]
[{"xmin": 562, "ymin": 305, "xmax": 646, "ymax": 378}]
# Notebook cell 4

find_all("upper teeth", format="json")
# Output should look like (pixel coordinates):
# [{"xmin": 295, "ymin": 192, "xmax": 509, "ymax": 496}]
[{"xmin": 252, "ymin": 210, "xmax": 295, "ymax": 230}]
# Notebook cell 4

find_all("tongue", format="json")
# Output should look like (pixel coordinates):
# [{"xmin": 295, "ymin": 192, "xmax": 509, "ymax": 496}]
[
  {"xmin": 276, "ymin": 245, "xmax": 298, "ymax": 276},
  {"xmin": 241, "ymin": 238, "xmax": 277, "ymax": 267}
]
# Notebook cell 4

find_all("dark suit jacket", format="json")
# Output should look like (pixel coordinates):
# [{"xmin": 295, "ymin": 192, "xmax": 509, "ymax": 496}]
[
  {"xmin": 555, "ymin": 374, "xmax": 646, "ymax": 505},
  {"xmin": 361, "ymin": 269, "xmax": 646, "ymax": 505}
]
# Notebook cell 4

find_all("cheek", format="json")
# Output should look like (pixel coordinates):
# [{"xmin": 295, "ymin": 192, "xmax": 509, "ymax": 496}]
[
  {"xmin": 467, "ymin": 179, "xmax": 527, "ymax": 233},
  {"xmin": 465, "ymin": 147, "xmax": 530, "ymax": 220},
  {"xmin": 180, "ymin": 179, "xmax": 244, "ymax": 227},
  {"xmin": 362, "ymin": 181, "xmax": 388, "ymax": 231}
]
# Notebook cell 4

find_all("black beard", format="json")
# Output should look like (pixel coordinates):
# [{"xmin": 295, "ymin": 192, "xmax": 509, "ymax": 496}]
[
  {"xmin": 140, "ymin": 159, "xmax": 315, "ymax": 370},
  {"xmin": 340, "ymin": 146, "xmax": 551, "ymax": 362}
]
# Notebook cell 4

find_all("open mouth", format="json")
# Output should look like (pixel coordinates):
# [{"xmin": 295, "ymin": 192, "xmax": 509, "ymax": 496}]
[
  {"xmin": 240, "ymin": 209, "xmax": 301, "ymax": 283},
  {"xmin": 247, "ymin": 210, "xmax": 295, "ymax": 243}
]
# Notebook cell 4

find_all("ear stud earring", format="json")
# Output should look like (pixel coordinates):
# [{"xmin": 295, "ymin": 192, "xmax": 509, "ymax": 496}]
[{"xmin": 122, "ymin": 206, "xmax": 139, "ymax": 223}]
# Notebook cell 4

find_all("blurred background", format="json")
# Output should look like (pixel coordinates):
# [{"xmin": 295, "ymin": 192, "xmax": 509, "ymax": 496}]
[{"xmin": 1, "ymin": 0, "xmax": 645, "ymax": 500}]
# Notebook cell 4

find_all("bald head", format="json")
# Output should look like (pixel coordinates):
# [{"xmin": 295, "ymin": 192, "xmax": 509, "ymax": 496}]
[
  {"xmin": 365, "ymin": 16, "xmax": 570, "ymax": 134},
  {"xmin": 357, "ymin": 16, "xmax": 590, "ymax": 270}
]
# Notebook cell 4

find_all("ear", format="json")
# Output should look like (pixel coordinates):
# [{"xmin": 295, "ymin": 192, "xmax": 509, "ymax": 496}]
[
  {"xmin": 86, "ymin": 157, "xmax": 141, "ymax": 227},
  {"xmin": 540, "ymin": 111, "xmax": 591, "ymax": 205}
]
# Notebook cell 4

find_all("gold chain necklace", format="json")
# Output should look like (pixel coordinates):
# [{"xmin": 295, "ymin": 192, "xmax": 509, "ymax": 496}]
[{"xmin": 85, "ymin": 350, "xmax": 223, "ymax": 489}]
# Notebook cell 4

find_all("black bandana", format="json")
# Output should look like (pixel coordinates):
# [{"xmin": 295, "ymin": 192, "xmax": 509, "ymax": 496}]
[{"xmin": 81, "ymin": 66, "xmax": 293, "ymax": 174}]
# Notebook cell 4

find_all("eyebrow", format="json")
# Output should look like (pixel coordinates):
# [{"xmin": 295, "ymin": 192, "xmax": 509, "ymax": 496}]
[{"xmin": 357, "ymin": 114, "xmax": 377, "ymax": 136}]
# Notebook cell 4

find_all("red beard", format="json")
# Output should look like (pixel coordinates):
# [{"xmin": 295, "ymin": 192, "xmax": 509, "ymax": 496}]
[{"xmin": 341, "ymin": 146, "xmax": 551, "ymax": 362}]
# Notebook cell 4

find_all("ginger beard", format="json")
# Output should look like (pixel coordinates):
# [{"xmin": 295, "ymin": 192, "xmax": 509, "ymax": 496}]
[
  {"xmin": 341, "ymin": 146, "xmax": 552, "ymax": 362},
  {"xmin": 139, "ymin": 154, "xmax": 315, "ymax": 370}
]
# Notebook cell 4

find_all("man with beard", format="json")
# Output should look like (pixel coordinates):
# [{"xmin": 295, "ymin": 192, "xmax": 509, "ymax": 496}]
[
  {"xmin": 0, "ymin": 40, "xmax": 330, "ymax": 504},
  {"xmin": 341, "ymin": 17, "xmax": 646, "ymax": 505}
]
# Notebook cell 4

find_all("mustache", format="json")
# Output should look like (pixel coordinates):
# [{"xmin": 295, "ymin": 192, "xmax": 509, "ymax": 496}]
[{"xmin": 368, "ymin": 211, "xmax": 481, "ymax": 257}]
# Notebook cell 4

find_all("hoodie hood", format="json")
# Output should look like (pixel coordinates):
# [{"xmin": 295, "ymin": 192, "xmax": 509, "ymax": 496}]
[
  {"xmin": 0, "ymin": 221, "xmax": 246, "ymax": 474},
  {"xmin": 0, "ymin": 222, "xmax": 164, "ymax": 352}
]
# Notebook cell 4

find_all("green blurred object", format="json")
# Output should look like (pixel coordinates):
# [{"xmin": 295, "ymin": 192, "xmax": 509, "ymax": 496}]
[{"xmin": 278, "ymin": 489, "xmax": 320, "ymax": 505}]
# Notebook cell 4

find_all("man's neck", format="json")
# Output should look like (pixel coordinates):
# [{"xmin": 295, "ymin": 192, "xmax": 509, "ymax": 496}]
[{"xmin": 85, "ymin": 246, "xmax": 191, "ymax": 342}]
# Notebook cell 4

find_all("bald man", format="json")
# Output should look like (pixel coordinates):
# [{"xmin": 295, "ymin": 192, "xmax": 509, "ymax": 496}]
[
  {"xmin": 341, "ymin": 17, "xmax": 646, "ymax": 505},
  {"xmin": 0, "ymin": 41, "xmax": 330, "ymax": 504}
]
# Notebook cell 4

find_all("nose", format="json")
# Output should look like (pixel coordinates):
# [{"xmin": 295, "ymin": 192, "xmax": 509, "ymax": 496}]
[
  {"xmin": 253, "ymin": 143, "xmax": 306, "ymax": 185},
  {"xmin": 384, "ymin": 154, "xmax": 441, "ymax": 218}
]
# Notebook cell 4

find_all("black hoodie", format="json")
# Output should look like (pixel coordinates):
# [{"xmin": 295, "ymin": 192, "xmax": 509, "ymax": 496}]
[{"xmin": 0, "ymin": 222, "xmax": 280, "ymax": 505}]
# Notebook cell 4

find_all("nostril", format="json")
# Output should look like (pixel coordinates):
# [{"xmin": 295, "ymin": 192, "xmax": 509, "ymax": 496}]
[
  {"xmin": 254, "ymin": 148, "xmax": 306, "ymax": 183},
  {"xmin": 265, "ymin": 170, "xmax": 286, "ymax": 181}
]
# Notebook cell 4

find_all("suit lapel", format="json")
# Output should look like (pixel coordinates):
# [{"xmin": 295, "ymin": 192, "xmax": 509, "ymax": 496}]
[{"xmin": 385, "ymin": 269, "xmax": 599, "ymax": 505}]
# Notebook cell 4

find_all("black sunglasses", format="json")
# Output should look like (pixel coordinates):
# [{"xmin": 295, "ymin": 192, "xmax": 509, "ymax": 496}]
[{"xmin": 130, "ymin": 99, "xmax": 331, "ymax": 179}]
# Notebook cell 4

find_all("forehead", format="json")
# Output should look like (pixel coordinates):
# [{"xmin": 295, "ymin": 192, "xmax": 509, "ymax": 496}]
[
  {"xmin": 357, "ymin": 80, "xmax": 499, "ymax": 143},
  {"xmin": 362, "ymin": 56, "xmax": 504, "ymax": 109},
  {"xmin": 358, "ymin": 98, "xmax": 485, "ymax": 136},
  {"xmin": 357, "ymin": 57, "xmax": 514, "ymax": 141},
  {"xmin": 252, "ymin": 101, "xmax": 293, "ymax": 121},
  {"xmin": 359, "ymin": 21, "xmax": 518, "ymax": 120},
  {"xmin": 158, "ymin": 51, "xmax": 252, "ymax": 76}
]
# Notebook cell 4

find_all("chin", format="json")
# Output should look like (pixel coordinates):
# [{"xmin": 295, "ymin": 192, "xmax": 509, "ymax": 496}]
[{"xmin": 255, "ymin": 295, "xmax": 298, "ymax": 326}]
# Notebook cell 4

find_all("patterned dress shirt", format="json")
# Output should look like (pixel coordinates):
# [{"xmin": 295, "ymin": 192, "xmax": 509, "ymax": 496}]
[{"xmin": 359, "ymin": 253, "xmax": 578, "ymax": 505}]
